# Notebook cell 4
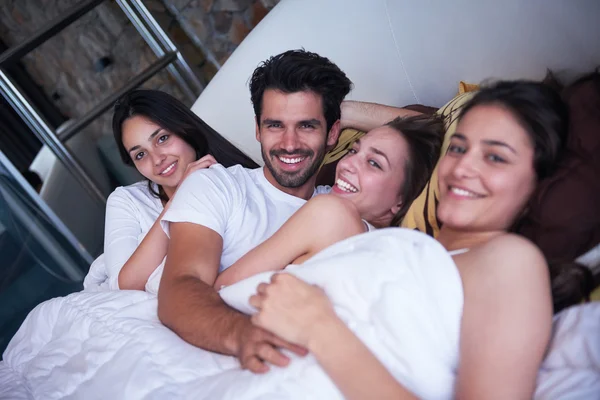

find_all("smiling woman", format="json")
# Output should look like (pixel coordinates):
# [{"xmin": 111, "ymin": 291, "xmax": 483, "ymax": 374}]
[
  {"xmin": 83, "ymin": 89, "xmax": 258, "ymax": 292},
  {"xmin": 213, "ymin": 113, "xmax": 443, "ymax": 288}
]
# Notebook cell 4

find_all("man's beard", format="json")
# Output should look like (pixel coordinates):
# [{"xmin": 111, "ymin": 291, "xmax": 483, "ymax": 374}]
[{"xmin": 262, "ymin": 145, "xmax": 326, "ymax": 188}]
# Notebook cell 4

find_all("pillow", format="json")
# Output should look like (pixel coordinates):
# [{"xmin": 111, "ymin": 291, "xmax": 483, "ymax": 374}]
[
  {"xmin": 316, "ymin": 105, "xmax": 437, "ymax": 187},
  {"xmin": 401, "ymin": 92, "xmax": 476, "ymax": 235},
  {"xmin": 517, "ymin": 72, "xmax": 600, "ymax": 263}
]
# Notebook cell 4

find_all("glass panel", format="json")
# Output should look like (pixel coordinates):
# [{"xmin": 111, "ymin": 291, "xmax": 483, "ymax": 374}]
[{"xmin": 0, "ymin": 150, "xmax": 89, "ymax": 356}]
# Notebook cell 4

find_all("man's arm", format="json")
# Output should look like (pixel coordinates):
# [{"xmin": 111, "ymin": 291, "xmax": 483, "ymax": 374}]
[
  {"xmin": 341, "ymin": 100, "xmax": 422, "ymax": 131},
  {"xmin": 157, "ymin": 222, "xmax": 306, "ymax": 372}
]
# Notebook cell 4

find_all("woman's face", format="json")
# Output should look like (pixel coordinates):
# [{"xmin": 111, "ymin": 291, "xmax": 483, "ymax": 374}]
[
  {"xmin": 121, "ymin": 115, "xmax": 197, "ymax": 191},
  {"xmin": 332, "ymin": 126, "xmax": 408, "ymax": 226},
  {"xmin": 437, "ymin": 104, "xmax": 537, "ymax": 232}
]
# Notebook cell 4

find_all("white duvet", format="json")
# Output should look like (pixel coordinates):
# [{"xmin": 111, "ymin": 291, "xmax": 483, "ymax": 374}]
[{"xmin": 1, "ymin": 229, "xmax": 599, "ymax": 399}]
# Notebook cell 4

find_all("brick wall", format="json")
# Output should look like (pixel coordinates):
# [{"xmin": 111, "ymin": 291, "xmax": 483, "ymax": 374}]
[{"xmin": 0, "ymin": 0, "xmax": 280, "ymax": 140}]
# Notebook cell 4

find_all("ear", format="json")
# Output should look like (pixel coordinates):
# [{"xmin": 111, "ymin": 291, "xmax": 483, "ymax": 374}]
[
  {"xmin": 390, "ymin": 200, "xmax": 402, "ymax": 216},
  {"xmin": 325, "ymin": 119, "xmax": 341, "ymax": 151},
  {"xmin": 255, "ymin": 116, "xmax": 261, "ymax": 142}
]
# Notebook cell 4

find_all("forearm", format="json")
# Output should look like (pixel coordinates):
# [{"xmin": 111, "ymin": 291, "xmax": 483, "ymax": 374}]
[
  {"xmin": 309, "ymin": 316, "xmax": 417, "ymax": 400},
  {"xmin": 341, "ymin": 100, "xmax": 421, "ymax": 131},
  {"xmin": 158, "ymin": 274, "xmax": 250, "ymax": 354},
  {"xmin": 215, "ymin": 258, "xmax": 286, "ymax": 289},
  {"xmin": 118, "ymin": 216, "xmax": 169, "ymax": 290}
]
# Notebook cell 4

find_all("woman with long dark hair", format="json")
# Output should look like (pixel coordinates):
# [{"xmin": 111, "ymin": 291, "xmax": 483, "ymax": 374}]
[{"xmin": 86, "ymin": 89, "xmax": 257, "ymax": 291}]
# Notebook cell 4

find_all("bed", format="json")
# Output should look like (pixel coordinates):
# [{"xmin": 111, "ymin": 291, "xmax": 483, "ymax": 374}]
[{"xmin": 2, "ymin": 0, "xmax": 600, "ymax": 398}]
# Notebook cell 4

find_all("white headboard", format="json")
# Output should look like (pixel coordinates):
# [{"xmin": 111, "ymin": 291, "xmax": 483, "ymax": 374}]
[{"xmin": 192, "ymin": 0, "xmax": 600, "ymax": 164}]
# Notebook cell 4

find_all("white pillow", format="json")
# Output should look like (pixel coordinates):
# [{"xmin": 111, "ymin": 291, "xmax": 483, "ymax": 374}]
[{"xmin": 535, "ymin": 302, "xmax": 600, "ymax": 399}]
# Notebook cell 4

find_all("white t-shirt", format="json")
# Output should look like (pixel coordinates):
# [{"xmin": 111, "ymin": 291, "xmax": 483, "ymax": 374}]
[
  {"xmin": 161, "ymin": 164, "xmax": 329, "ymax": 272},
  {"xmin": 83, "ymin": 181, "xmax": 164, "ymax": 291}
]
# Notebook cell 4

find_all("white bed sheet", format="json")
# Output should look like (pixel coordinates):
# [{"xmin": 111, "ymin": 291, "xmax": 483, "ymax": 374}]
[{"xmin": 1, "ymin": 229, "xmax": 463, "ymax": 400}]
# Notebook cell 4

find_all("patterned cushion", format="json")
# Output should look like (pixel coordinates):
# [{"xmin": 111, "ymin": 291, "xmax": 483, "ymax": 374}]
[{"xmin": 401, "ymin": 92, "xmax": 475, "ymax": 235}]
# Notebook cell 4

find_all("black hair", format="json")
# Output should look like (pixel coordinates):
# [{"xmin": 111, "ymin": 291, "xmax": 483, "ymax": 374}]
[
  {"xmin": 386, "ymin": 114, "xmax": 445, "ymax": 226},
  {"xmin": 249, "ymin": 49, "xmax": 353, "ymax": 132},
  {"xmin": 113, "ymin": 89, "xmax": 258, "ymax": 202},
  {"xmin": 459, "ymin": 81, "xmax": 593, "ymax": 314},
  {"xmin": 459, "ymin": 80, "xmax": 569, "ymax": 181}
]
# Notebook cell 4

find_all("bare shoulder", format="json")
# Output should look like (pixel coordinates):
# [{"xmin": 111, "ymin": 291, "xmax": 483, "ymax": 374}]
[
  {"xmin": 460, "ymin": 233, "xmax": 550, "ymax": 303},
  {"xmin": 305, "ymin": 194, "xmax": 362, "ymax": 220},
  {"xmin": 301, "ymin": 195, "xmax": 365, "ymax": 243},
  {"xmin": 477, "ymin": 233, "xmax": 547, "ymax": 276}
]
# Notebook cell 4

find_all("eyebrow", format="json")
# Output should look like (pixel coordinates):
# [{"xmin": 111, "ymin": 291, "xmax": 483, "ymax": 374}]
[
  {"xmin": 261, "ymin": 118, "xmax": 322, "ymax": 126},
  {"xmin": 298, "ymin": 119, "xmax": 321, "ymax": 126},
  {"xmin": 128, "ymin": 128, "xmax": 163, "ymax": 153},
  {"xmin": 452, "ymin": 133, "xmax": 517, "ymax": 154},
  {"xmin": 262, "ymin": 118, "xmax": 281, "ymax": 126},
  {"xmin": 369, "ymin": 146, "xmax": 390, "ymax": 164}
]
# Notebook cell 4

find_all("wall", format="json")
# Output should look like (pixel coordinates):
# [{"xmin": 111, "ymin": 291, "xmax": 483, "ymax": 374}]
[{"xmin": 0, "ymin": 0, "xmax": 280, "ymax": 142}]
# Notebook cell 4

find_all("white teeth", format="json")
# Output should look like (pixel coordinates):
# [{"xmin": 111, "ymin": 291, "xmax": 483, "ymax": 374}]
[
  {"xmin": 160, "ymin": 162, "xmax": 176, "ymax": 175},
  {"xmin": 279, "ymin": 157, "xmax": 305, "ymax": 164},
  {"xmin": 450, "ymin": 186, "xmax": 478, "ymax": 198},
  {"xmin": 336, "ymin": 178, "xmax": 358, "ymax": 193}
]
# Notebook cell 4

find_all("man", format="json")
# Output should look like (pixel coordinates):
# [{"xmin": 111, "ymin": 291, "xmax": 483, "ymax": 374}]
[{"xmin": 158, "ymin": 49, "xmax": 353, "ymax": 373}]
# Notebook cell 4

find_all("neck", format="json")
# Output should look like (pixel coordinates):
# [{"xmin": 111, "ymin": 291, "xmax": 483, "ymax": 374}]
[
  {"xmin": 262, "ymin": 167, "xmax": 316, "ymax": 200},
  {"xmin": 437, "ymin": 226, "xmax": 505, "ymax": 251},
  {"xmin": 367, "ymin": 213, "xmax": 393, "ymax": 229},
  {"xmin": 162, "ymin": 185, "xmax": 176, "ymax": 200}
]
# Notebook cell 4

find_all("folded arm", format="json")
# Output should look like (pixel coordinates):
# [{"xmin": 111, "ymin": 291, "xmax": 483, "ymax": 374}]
[
  {"xmin": 158, "ymin": 222, "xmax": 245, "ymax": 353},
  {"xmin": 250, "ymin": 274, "xmax": 417, "ymax": 400},
  {"xmin": 104, "ymin": 190, "xmax": 168, "ymax": 290},
  {"xmin": 341, "ymin": 100, "xmax": 422, "ymax": 131},
  {"xmin": 214, "ymin": 195, "xmax": 365, "ymax": 288},
  {"xmin": 158, "ymin": 222, "xmax": 306, "ymax": 372}
]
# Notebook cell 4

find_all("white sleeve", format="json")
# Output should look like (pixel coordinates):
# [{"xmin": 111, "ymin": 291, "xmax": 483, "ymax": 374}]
[
  {"xmin": 103, "ymin": 188, "xmax": 144, "ymax": 290},
  {"xmin": 161, "ymin": 165, "xmax": 240, "ymax": 238}
]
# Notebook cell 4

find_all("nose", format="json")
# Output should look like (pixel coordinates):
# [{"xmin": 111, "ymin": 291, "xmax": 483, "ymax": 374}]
[
  {"xmin": 338, "ymin": 150, "xmax": 358, "ymax": 173},
  {"xmin": 281, "ymin": 128, "xmax": 301, "ymax": 153},
  {"xmin": 150, "ymin": 151, "xmax": 166, "ymax": 167},
  {"xmin": 451, "ymin": 152, "xmax": 478, "ymax": 179}
]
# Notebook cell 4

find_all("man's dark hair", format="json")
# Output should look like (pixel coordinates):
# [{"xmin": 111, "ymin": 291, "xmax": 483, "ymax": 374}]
[{"xmin": 249, "ymin": 49, "xmax": 353, "ymax": 132}]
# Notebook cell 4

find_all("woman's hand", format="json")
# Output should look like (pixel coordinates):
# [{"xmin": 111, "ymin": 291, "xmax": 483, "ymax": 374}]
[
  {"xmin": 249, "ymin": 273, "xmax": 338, "ymax": 348},
  {"xmin": 181, "ymin": 154, "xmax": 217, "ymax": 185},
  {"xmin": 165, "ymin": 154, "xmax": 217, "ymax": 211}
]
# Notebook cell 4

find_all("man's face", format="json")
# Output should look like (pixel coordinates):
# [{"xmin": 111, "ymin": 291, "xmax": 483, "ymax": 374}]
[{"xmin": 256, "ymin": 89, "xmax": 339, "ymax": 192}]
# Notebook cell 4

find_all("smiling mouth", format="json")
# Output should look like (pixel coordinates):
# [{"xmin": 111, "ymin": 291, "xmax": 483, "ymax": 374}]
[
  {"xmin": 449, "ymin": 185, "xmax": 483, "ymax": 198},
  {"xmin": 160, "ymin": 161, "xmax": 177, "ymax": 175},
  {"xmin": 335, "ymin": 178, "xmax": 358, "ymax": 193},
  {"xmin": 278, "ymin": 156, "xmax": 306, "ymax": 165}
]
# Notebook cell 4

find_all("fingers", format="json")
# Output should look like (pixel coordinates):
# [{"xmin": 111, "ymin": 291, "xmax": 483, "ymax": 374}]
[
  {"xmin": 242, "ymin": 356, "xmax": 269, "ymax": 374},
  {"xmin": 261, "ymin": 330, "xmax": 307, "ymax": 357},
  {"xmin": 255, "ymin": 342, "xmax": 290, "ymax": 367},
  {"xmin": 256, "ymin": 282, "xmax": 268, "ymax": 294},
  {"xmin": 249, "ymin": 294, "xmax": 261, "ymax": 310},
  {"xmin": 198, "ymin": 154, "xmax": 217, "ymax": 165}
]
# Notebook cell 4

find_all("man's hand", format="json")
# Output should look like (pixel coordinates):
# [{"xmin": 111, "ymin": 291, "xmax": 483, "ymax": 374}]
[{"xmin": 236, "ymin": 321, "xmax": 308, "ymax": 373}]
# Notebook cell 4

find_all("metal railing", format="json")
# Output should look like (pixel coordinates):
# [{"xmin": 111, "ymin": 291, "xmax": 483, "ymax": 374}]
[{"xmin": 0, "ymin": 0, "xmax": 204, "ymax": 206}]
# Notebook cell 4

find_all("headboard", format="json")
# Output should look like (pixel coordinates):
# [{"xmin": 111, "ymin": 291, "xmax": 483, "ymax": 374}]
[{"xmin": 191, "ymin": 0, "xmax": 600, "ymax": 164}]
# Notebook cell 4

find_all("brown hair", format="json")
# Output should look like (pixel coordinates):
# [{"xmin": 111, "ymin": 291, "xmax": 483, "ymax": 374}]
[
  {"xmin": 549, "ymin": 261, "xmax": 594, "ymax": 313},
  {"xmin": 386, "ymin": 114, "xmax": 445, "ymax": 226}
]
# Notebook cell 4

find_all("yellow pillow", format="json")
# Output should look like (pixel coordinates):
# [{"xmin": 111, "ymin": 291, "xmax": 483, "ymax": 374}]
[
  {"xmin": 322, "ymin": 128, "xmax": 365, "ymax": 166},
  {"xmin": 400, "ymin": 92, "xmax": 476, "ymax": 236},
  {"xmin": 458, "ymin": 81, "xmax": 480, "ymax": 95}
]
